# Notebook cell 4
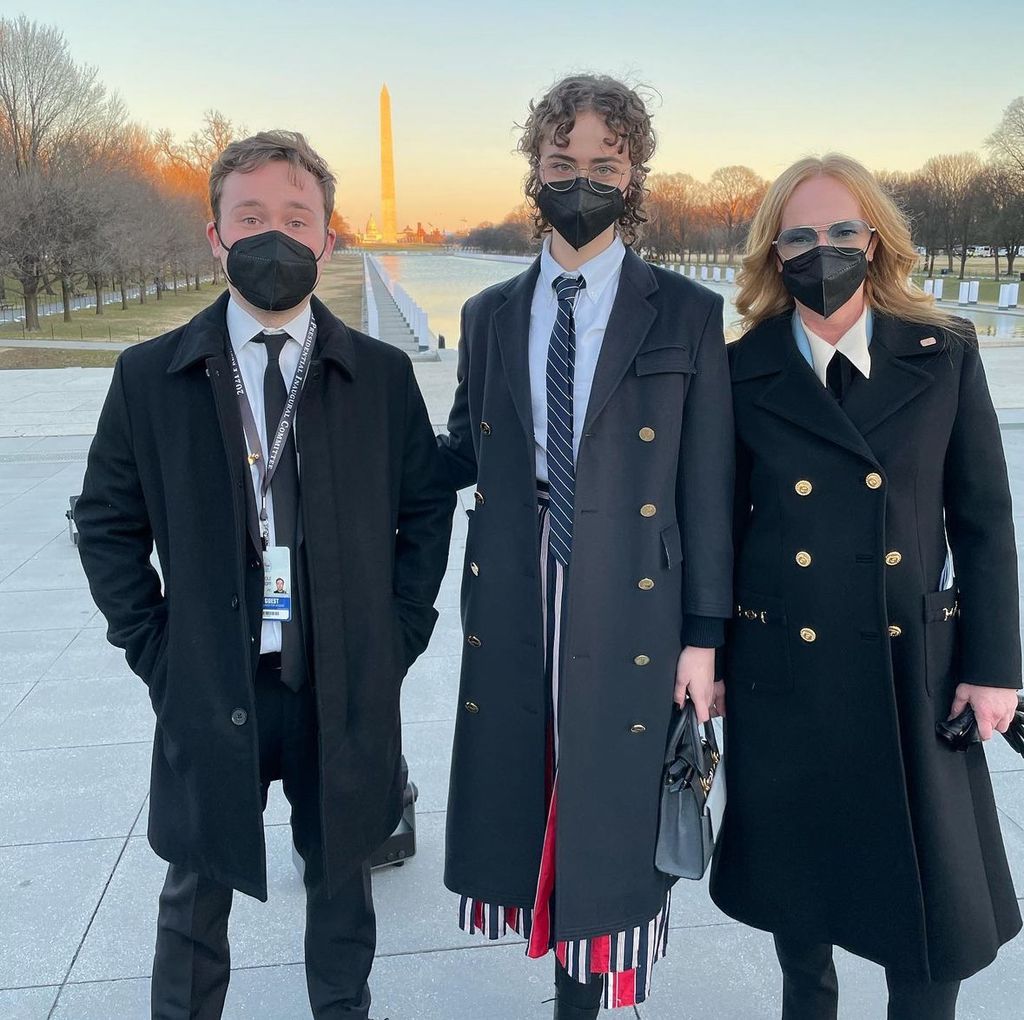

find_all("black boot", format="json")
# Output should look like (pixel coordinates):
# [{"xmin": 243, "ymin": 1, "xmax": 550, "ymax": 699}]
[{"xmin": 554, "ymin": 961, "xmax": 602, "ymax": 1020}]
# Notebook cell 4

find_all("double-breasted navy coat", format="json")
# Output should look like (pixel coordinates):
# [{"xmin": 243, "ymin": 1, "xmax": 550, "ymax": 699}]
[
  {"xmin": 439, "ymin": 250, "xmax": 735, "ymax": 939},
  {"xmin": 711, "ymin": 311, "xmax": 1022, "ymax": 981}
]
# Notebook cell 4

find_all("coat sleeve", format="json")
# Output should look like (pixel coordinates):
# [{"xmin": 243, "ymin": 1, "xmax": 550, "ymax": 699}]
[
  {"xmin": 436, "ymin": 301, "xmax": 478, "ymax": 491},
  {"xmin": 394, "ymin": 358, "xmax": 457, "ymax": 672},
  {"xmin": 678, "ymin": 292, "xmax": 735, "ymax": 640},
  {"xmin": 944, "ymin": 331, "xmax": 1022, "ymax": 689},
  {"xmin": 75, "ymin": 357, "xmax": 167, "ymax": 684}
]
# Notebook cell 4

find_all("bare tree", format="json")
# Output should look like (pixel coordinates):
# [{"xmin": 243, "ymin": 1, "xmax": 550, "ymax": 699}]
[
  {"xmin": 707, "ymin": 166, "xmax": 767, "ymax": 265},
  {"xmin": 921, "ymin": 153, "xmax": 985, "ymax": 277},
  {"xmin": 986, "ymin": 96, "xmax": 1024, "ymax": 176},
  {"xmin": 0, "ymin": 16, "xmax": 118, "ymax": 176},
  {"xmin": 646, "ymin": 173, "xmax": 702, "ymax": 260}
]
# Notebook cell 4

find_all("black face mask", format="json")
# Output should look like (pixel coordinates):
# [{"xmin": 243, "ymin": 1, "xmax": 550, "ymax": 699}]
[
  {"xmin": 779, "ymin": 245, "xmax": 869, "ymax": 319},
  {"xmin": 219, "ymin": 229, "xmax": 326, "ymax": 312},
  {"xmin": 536, "ymin": 180, "xmax": 625, "ymax": 251}
]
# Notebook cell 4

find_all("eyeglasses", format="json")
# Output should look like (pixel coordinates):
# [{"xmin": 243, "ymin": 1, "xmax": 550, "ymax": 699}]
[
  {"xmin": 773, "ymin": 219, "xmax": 876, "ymax": 261},
  {"xmin": 538, "ymin": 159, "xmax": 634, "ymax": 195}
]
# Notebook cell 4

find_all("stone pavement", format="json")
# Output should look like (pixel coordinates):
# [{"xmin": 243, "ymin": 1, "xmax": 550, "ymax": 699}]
[{"xmin": 0, "ymin": 350, "xmax": 1022, "ymax": 1020}]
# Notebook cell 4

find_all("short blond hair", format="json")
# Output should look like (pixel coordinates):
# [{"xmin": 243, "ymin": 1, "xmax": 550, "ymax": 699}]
[
  {"xmin": 209, "ymin": 130, "xmax": 335, "ymax": 226},
  {"xmin": 735, "ymin": 153, "xmax": 957, "ymax": 334}
]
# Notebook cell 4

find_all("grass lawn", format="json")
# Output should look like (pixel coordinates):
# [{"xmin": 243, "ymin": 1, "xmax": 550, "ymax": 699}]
[
  {"xmin": 0, "ymin": 257, "xmax": 365, "ymax": 363},
  {"xmin": 0, "ymin": 348, "xmax": 122, "ymax": 369}
]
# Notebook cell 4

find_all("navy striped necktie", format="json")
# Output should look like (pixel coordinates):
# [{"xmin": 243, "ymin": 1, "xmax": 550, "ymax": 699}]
[{"xmin": 546, "ymin": 273, "xmax": 586, "ymax": 566}]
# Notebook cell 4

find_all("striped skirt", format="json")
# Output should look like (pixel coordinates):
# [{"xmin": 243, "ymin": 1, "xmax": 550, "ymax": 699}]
[{"xmin": 457, "ymin": 490, "xmax": 671, "ymax": 1009}]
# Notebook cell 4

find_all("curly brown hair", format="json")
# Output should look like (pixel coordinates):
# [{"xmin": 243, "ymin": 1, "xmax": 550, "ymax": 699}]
[{"xmin": 517, "ymin": 74, "xmax": 656, "ymax": 247}]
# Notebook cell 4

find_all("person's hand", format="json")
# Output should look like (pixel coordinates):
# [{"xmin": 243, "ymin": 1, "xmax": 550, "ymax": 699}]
[
  {"xmin": 949, "ymin": 684, "xmax": 1020, "ymax": 741},
  {"xmin": 674, "ymin": 646, "xmax": 716, "ymax": 722},
  {"xmin": 711, "ymin": 680, "xmax": 726, "ymax": 719}
]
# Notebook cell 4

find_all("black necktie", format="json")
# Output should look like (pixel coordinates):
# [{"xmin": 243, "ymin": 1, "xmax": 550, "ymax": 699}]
[
  {"xmin": 254, "ymin": 333, "xmax": 306, "ymax": 691},
  {"xmin": 825, "ymin": 350, "xmax": 854, "ymax": 404}
]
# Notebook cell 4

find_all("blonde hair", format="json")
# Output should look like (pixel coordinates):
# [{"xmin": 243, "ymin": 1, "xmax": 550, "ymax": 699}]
[{"xmin": 735, "ymin": 153, "xmax": 957, "ymax": 334}]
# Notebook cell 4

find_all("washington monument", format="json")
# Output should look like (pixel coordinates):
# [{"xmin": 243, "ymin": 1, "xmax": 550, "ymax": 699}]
[{"xmin": 380, "ymin": 84, "xmax": 397, "ymax": 244}]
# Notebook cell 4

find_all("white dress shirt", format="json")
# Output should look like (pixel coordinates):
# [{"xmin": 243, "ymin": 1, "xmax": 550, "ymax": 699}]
[
  {"xmin": 801, "ymin": 306, "xmax": 872, "ymax": 386},
  {"xmin": 226, "ymin": 297, "xmax": 312, "ymax": 654},
  {"xmin": 529, "ymin": 234, "xmax": 626, "ymax": 482}
]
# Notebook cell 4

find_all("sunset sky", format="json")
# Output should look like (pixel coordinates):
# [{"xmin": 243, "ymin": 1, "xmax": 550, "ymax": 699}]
[{"xmin": 32, "ymin": 0, "xmax": 1022, "ymax": 232}]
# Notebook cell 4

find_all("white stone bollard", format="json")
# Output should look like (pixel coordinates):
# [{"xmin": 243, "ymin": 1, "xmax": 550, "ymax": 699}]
[
  {"xmin": 690, "ymin": 266, "xmax": 697, "ymax": 279},
  {"xmin": 700, "ymin": 266, "xmax": 709, "ymax": 280},
  {"xmin": 998, "ymin": 284, "xmax": 1010, "ymax": 310},
  {"xmin": 958, "ymin": 282, "xmax": 971, "ymax": 305},
  {"xmin": 933, "ymin": 279, "xmax": 944, "ymax": 300},
  {"xmin": 712, "ymin": 267, "xmax": 722, "ymax": 282},
  {"xmin": 726, "ymin": 268, "xmax": 736, "ymax": 283},
  {"xmin": 923, "ymin": 279, "xmax": 934, "ymax": 296},
  {"xmin": 968, "ymin": 280, "xmax": 980, "ymax": 304}
]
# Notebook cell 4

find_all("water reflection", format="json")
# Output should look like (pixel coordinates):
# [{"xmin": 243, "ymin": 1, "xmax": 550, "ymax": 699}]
[{"xmin": 380, "ymin": 253, "xmax": 1024, "ymax": 345}]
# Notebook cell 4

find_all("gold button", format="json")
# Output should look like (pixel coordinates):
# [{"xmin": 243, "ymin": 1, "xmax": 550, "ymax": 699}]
[
  {"xmin": 795, "ymin": 551, "xmax": 812, "ymax": 568},
  {"xmin": 888, "ymin": 624, "xmax": 903, "ymax": 638},
  {"xmin": 470, "ymin": 562, "xmax": 480, "ymax": 576},
  {"xmin": 800, "ymin": 628, "xmax": 817, "ymax": 643},
  {"xmin": 638, "ymin": 578, "xmax": 655, "ymax": 591},
  {"xmin": 865, "ymin": 473, "xmax": 883, "ymax": 490},
  {"xmin": 885, "ymin": 551, "xmax": 902, "ymax": 566},
  {"xmin": 795, "ymin": 480, "xmax": 813, "ymax": 496},
  {"xmin": 474, "ymin": 490, "xmax": 485, "ymax": 506},
  {"xmin": 634, "ymin": 654, "xmax": 651, "ymax": 666},
  {"xmin": 639, "ymin": 427, "xmax": 656, "ymax": 442},
  {"xmin": 480, "ymin": 421, "xmax": 491, "ymax": 435},
  {"xmin": 640, "ymin": 504, "xmax": 657, "ymax": 518},
  {"xmin": 629, "ymin": 723, "xmax": 647, "ymax": 734},
  {"xmin": 467, "ymin": 634, "xmax": 481, "ymax": 647},
  {"xmin": 465, "ymin": 701, "xmax": 480, "ymax": 714}
]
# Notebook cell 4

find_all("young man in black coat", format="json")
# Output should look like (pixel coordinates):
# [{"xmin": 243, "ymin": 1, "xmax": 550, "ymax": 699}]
[{"xmin": 75, "ymin": 131, "xmax": 454, "ymax": 1020}]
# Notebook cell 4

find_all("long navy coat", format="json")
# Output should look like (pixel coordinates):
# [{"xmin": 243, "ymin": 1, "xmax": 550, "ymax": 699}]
[
  {"xmin": 439, "ymin": 250, "xmax": 735, "ymax": 940},
  {"xmin": 711, "ymin": 311, "xmax": 1022, "ymax": 981},
  {"xmin": 75, "ymin": 293, "xmax": 454, "ymax": 900}
]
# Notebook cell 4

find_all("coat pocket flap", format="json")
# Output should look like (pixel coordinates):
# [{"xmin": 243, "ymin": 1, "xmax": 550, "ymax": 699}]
[
  {"xmin": 661, "ymin": 521, "xmax": 683, "ymax": 569},
  {"xmin": 923, "ymin": 587, "xmax": 959, "ymax": 623},
  {"xmin": 635, "ymin": 346, "xmax": 695, "ymax": 376},
  {"xmin": 734, "ymin": 590, "xmax": 788, "ymax": 627}
]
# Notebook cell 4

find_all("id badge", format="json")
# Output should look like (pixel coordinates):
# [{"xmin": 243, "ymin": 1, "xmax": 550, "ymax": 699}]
[{"xmin": 263, "ymin": 547, "xmax": 292, "ymax": 621}]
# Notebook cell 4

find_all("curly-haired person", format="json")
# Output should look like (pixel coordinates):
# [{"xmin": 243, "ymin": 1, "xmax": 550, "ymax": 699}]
[{"xmin": 439, "ymin": 74, "xmax": 735, "ymax": 1017}]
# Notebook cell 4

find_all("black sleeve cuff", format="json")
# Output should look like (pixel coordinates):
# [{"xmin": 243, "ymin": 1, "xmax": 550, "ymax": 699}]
[{"xmin": 683, "ymin": 615, "xmax": 726, "ymax": 648}]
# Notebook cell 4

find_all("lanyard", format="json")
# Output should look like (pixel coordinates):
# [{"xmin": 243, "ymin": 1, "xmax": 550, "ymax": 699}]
[{"xmin": 226, "ymin": 316, "xmax": 317, "ymax": 548}]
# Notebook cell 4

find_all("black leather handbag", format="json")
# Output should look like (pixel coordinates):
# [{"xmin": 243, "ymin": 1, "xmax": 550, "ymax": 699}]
[
  {"xmin": 655, "ymin": 704, "xmax": 725, "ymax": 880},
  {"xmin": 936, "ymin": 693, "xmax": 1024, "ymax": 754}
]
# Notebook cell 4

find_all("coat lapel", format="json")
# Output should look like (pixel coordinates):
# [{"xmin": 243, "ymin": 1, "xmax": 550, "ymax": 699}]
[
  {"xmin": 493, "ymin": 260, "xmax": 541, "ymax": 442},
  {"xmin": 169, "ymin": 292, "xmax": 262, "ymax": 552},
  {"xmin": 746, "ymin": 316, "xmax": 878, "ymax": 463},
  {"xmin": 840, "ymin": 314, "xmax": 937, "ymax": 436},
  {"xmin": 582, "ymin": 249, "xmax": 658, "ymax": 433}
]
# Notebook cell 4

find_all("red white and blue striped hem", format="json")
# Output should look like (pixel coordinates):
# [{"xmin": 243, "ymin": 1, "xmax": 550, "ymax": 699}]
[{"xmin": 457, "ymin": 891, "xmax": 671, "ymax": 1008}]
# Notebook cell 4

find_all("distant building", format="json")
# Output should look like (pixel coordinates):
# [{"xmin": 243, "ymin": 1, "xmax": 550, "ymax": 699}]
[
  {"xmin": 360, "ymin": 214, "xmax": 383, "ymax": 245},
  {"xmin": 398, "ymin": 221, "xmax": 445, "ymax": 246}
]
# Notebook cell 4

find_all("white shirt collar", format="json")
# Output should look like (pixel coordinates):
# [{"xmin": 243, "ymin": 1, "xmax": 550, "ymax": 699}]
[
  {"xmin": 226, "ymin": 296, "xmax": 312, "ymax": 352},
  {"xmin": 538, "ymin": 233, "xmax": 626, "ymax": 304},
  {"xmin": 802, "ymin": 306, "xmax": 871, "ymax": 384}
]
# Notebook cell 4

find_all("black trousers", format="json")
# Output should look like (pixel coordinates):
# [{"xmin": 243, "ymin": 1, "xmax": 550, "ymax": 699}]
[
  {"xmin": 774, "ymin": 934, "xmax": 961, "ymax": 1020},
  {"xmin": 554, "ymin": 960, "xmax": 602, "ymax": 1019},
  {"xmin": 151, "ymin": 657, "xmax": 376, "ymax": 1020}
]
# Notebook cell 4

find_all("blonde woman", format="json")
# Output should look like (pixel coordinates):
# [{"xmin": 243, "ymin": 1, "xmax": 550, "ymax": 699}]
[{"xmin": 710, "ymin": 154, "xmax": 1021, "ymax": 1020}]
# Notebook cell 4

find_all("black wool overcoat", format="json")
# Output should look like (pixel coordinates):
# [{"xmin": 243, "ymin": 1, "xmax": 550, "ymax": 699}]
[
  {"xmin": 75, "ymin": 292, "xmax": 454, "ymax": 900},
  {"xmin": 439, "ymin": 250, "xmax": 735, "ymax": 940},
  {"xmin": 710, "ymin": 310, "xmax": 1023, "ymax": 981}
]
